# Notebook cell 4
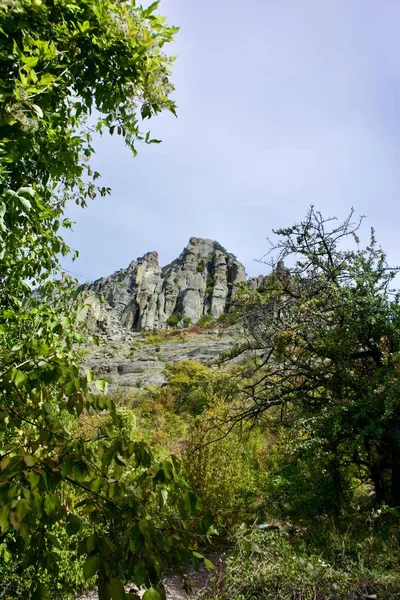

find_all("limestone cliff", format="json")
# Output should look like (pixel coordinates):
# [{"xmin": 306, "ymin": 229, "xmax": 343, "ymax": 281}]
[{"xmin": 83, "ymin": 237, "xmax": 246, "ymax": 333}]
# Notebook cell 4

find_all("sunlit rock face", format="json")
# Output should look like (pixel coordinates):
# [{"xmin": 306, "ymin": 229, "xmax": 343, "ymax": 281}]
[{"xmin": 85, "ymin": 237, "xmax": 247, "ymax": 332}]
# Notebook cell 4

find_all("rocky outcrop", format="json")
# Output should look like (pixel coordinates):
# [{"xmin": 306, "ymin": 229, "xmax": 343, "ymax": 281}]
[
  {"xmin": 84, "ymin": 328, "xmax": 242, "ymax": 391},
  {"xmin": 248, "ymin": 260, "xmax": 290, "ymax": 290},
  {"xmin": 84, "ymin": 238, "xmax": 246, "ymax": 333}
]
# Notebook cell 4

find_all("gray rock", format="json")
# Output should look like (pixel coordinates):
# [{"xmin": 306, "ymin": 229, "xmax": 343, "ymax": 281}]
[
  {"xmin": 83, "ymin": 238, "xmax": 247, "ymax": 334},
  {"xmin": 83, "ymin": 326, "xmax": 246, "ymax": 393}
]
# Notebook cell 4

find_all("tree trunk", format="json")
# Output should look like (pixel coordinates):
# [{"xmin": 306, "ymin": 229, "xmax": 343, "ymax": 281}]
[
  {"xmin": 370, "ymin": 464, "xmax": 386, "ymax": 503},
  {"xmin": 391, "ymin": 461, "xmax": 400, "ymax": 507}
]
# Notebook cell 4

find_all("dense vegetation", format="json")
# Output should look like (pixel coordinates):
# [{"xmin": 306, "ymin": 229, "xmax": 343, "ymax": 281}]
[
  {"xmin": 105, "ymin": 208, "xmax": 400, "ymax": 599},
  {"xmin": 0, "ymin": 1, "xmax": 399, "ymax": 599},
  {"xmin": 0, "ymin": 2, "xmax": 213, "ymax": 599},
  {"xmin": 105, "ymin": 214, "xmax": 400, "ymax": 597},
  {"xmin": 215, "ymin": 208, "xmax": 400, "ymax": 599},
  {"xmin": 91, "ymin": 291, "xmax": 400, "ymax": 599}
]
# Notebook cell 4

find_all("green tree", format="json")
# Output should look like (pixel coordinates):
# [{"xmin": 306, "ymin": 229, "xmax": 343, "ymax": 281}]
[
  {"xmin": 235, "ymin": 207, "xmax": 400, "ymax": 509},
  {"xmin": 0, "ymin": 2, "xmax": 212, "ymax": 598}
]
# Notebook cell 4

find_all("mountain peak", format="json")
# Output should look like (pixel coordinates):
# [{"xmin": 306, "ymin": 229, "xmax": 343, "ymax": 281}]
[{"xmin": 85, "ymin": 237, "xmax": 246, "ymax": 333}]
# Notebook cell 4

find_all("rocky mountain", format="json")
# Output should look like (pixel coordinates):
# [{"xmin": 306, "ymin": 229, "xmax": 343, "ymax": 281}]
[{"xmin": 81, "ymin": 237, "xmax": 247, "ymax": 334}]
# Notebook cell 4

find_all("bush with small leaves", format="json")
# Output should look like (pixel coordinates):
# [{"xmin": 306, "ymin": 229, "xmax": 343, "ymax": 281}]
[
  {"xmin": 183, "ymin": 405, "xmax": 256, "ymax": 532},
  {"xmin": 197, "ymin": 314, "xmax": 213, "ymax": 327},
  {"xmin": 167, "ymin": 312, "xmax": 182, "ymax": 327}
]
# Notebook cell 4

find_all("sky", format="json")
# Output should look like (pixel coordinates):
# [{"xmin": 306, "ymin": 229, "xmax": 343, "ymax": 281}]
[{"xmin": 63, "ymin": 0, "xmax": 400, "ymax": 282}]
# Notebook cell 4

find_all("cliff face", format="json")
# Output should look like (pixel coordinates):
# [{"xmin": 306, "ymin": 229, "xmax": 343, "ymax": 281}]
[{"xmin": 84, "ymin": 237, "xmax": 247, "ymax": 332}]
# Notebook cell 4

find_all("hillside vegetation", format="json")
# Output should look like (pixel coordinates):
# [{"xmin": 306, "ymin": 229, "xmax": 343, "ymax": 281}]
[{"xmin": 0, "ymin": 2, "xmax": 399, "ymax": 599}]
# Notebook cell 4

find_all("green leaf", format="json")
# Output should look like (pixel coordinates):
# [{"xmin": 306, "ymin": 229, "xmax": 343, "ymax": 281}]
[
  {"xmin": 110, "ymin": 578, "xmax": 126, "ymax": 600},
  {"xmin": 134, "ymin": 562, "xmax": 146, "ymax": 587},
  {"xmin": 86, "ymin": 533, "xmax": 97, "ymax": 553},
  {"xmin": 161, "ymin": 460, "xmax": 173, "ymax": 480},
  {"xmin": 9, "ymin": 511, "xmax": 20, "ymax": 531},
  {"xmin": 22, "ymin": 55, "xmax": 39, "ymax": 67},
  {"xmin": 12, "ymin": 368, "xmax": 26, "ymax": 387},
  {"xmin": 142, "ymin": 587, "xmax": 161, "ymax": 600},
  {"xmin": 18, "ymin": 196, "xmax": 32, "ymax": 211},
  {"xmin": 0, "ymin": 456, "xmax": 10, "ymax": 470},
  {"xmin": 38, "ymin": 72, "xmax": 55, "ymax": 87},
  {"xmin": 0, "ymin": 506, "xmax": 9, "ymax": 533},
  {"xmin": 204, "ymin": 558, "xmax": 215, "ymax": 570},
  {"xmin": 12, "ymin": 39, "xmax": 23, "ymax": 58},
  {"xmin": 28, "ymin": 471, "xmax": 40, "ymax": 489},
  {"xmin": 23, "ymin": 455, "xmax": 35, "ymax": 467},
  {"xmin": 141, "ymin": 104, "xmax": 152, "ymax": 119},
  {"xmin": 95, "ymin": 379, "xmax": 108, "ymax": 393},
  {"xmin": 98, "ymin": 581, "xmax": 111, "ymax": 600},
  {"xmin": 32, "ymin": 583, "xmax": 50, "ymax": 600},
  {"xmin": 66, "ymin": 514, "xmax": 81, "ymax": 535},
  {"xmin": 78, "ymin": 20, "xmax": 91, "ymax": 32},
  {"xmin": 83, "ymin": 555, "xmax": 100, "ymax": 579},
  {"xmin": 17, "ymin": 186, "xmax": 35, "ymax": 198},
  {"xmin": 44, "ymin": 494, "xmax": 56, "ymax": 516},
  {"xmin": 143, "ymin": 1, "xmax": 160, "ymax": 16},
  {"xmin": 16, "ymin": 499, "xmax": 30, "ymax": 521}
]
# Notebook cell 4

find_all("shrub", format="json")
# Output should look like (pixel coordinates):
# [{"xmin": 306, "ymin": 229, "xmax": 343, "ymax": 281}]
[
  {"xmin": 196, "ymin": 263, "xmax": 205, "ymax": 272},
  {"xmin": 167, "ymin": 312, "xmax": 182, "ymax": 327},
  {"xmin": 206, "ymin": 276, "xmax": 214, "ymax": 294},
  {"xmin": 143, "ymin": 333, "xmax": 163, "ymax": 344},
  {"xmin": 197, "ymin": 314, "xmax": 213, "ymax": 327},
  {"xmin": 129, "ymin": 386, "xmax": 189, "ymax": 457},
  {"xmin": 254, "ymin": 420, "xmax": 356, "ymax": 526},
  {"xmin": 200, "ymin": 526, "xmax": 400, "ymax": 600},
  {"xmin": 163, "ymin": 360, "xmax": 210, "ymax": 414},
  {"xmin": 183, "ymin": 316, "xmax": 192, "ymax": 327},
  {"xmin": 213, "ymin": 241, "xmax": 227, "ymax": 254},
  {"xmin": 183, "ymin": 405, "xmax": 256, "ymax": 531}
]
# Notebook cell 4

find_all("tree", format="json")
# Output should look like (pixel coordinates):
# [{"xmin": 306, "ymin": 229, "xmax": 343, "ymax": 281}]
[
  {"xmin": 0, "ymin": 2, "xmax": 212, "ymax": 598},
  {"xmin": 234, "ymin": 207, "xmax": 400, "ymax": 509},
  {"xmin": 1, "ymin": 0, "xmax": 178, "ymax": 298}
]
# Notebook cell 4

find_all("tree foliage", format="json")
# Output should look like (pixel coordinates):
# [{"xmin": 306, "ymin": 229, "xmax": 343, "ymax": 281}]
[
  {"xmin": 1, "ymin": 0, "xmax": 177, "ymax": 296},
  {"xmin": 0, "ymin": 2, "xmax": 213, "ymax": 598},
  {"xmin": 235, "ymin": 207, "xmax": 400, "ymax": 509}
]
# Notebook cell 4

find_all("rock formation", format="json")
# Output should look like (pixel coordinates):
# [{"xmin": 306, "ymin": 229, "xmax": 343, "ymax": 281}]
[{"xmin": 83, "ymin": 237, "xmax": 247, "ymax": 333}]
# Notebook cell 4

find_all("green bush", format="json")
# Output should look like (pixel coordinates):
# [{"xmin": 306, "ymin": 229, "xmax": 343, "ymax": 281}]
[
  {"xmin": 167, "ymin": 312, "xmax": 182, "ymax": 327},
  {"xmin": 163, "ymin": 360, "xmax": 210, "ymax": 414},
  {"xmin": 197, "ymin": 314, "xmax": 213, "ymax": 327},
  {"xmin": 143, "ymin": 333, "xmax": 163, "ymax": 344},
  {"xmin": 200, "ymin": 526, "xmax": 400, "ymax": 600},
  {"xmin": 213, "ymin": 241, "xmax": 227, "ymax": 254},
  {"xmin": 183, "ymin": 406, "xmax": 255, "ymax": 531},
  {"xmin": 206, "ymin": 276, "xmax": 214, "ymax": 294},
  {"xmin": 0, "ymin": 521, "xmax": 94, "ymax": 600},
  {"xmin": 254, "ymin": 418, "xmax": 356, "ymax": 526}
]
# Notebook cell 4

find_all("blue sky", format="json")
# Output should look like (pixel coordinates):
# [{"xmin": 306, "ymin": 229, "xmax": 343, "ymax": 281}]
[{"xmin": 63, "ymin": 0, "xmax": 400, "ymax": 281}]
